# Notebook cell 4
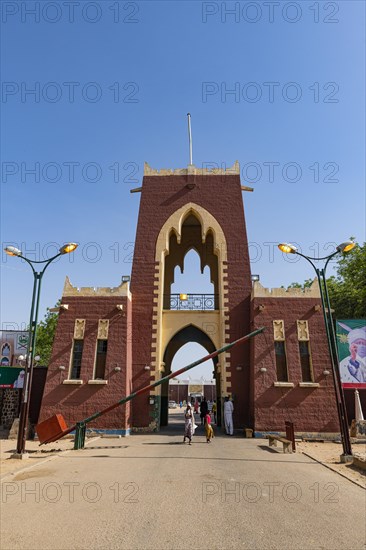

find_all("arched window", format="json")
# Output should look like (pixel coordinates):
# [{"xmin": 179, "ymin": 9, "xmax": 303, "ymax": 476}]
[
  {"xmin": 171, "ymin": 249, "xmax": 214, "ymax": 295},
  {"xmin": 163, "ymin": 214, "xmax": 219, "ymax": 309}
]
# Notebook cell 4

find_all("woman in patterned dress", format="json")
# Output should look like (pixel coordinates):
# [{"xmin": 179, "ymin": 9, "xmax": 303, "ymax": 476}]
[{"xmin": 183, "ymin": 403, "xmax": 193, "ymax": 445}]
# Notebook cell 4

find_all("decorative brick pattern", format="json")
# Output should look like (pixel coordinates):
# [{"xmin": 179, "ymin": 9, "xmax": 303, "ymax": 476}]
[
  {"xmin": 297, "ymin": 320, "xmax": 309, "ymax": 341},
  {"xmin": 273, "ymin": 320, "xmax": 285, "ymax": 341},
  {"xmin": 97, "ymin": 319, "xmax": 109, "ymax": 340},
  {"xmin": 74, "ymin": 319, "xmax": 85, "ymax": 339},
  {"xmin": 0, "ymin": 389, "xmax": 20, "ymax": 428}
]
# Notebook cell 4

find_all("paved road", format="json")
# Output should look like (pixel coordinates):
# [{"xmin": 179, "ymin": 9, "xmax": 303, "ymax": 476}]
[{"xmin": 1, "ymin": 411, "xmax": 365, "ymax": 550}]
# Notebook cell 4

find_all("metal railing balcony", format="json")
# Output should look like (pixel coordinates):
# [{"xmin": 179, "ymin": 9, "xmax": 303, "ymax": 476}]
[{"xmin": 164, "ymin": 294, "xmax": 219, "ymax": 311}]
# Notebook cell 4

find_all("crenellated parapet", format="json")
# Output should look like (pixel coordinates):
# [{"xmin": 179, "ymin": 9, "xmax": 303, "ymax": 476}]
[
  {"xmin": 143, "ymin": 161, "xmax": 240, "ymax": 176},
  {"xmin": 252, "ymin": 279, "xmax": 320, "ymax": 299},
  {"xmin": 62, "ymin": 276, "xmax": 131, "ymax": 298}
]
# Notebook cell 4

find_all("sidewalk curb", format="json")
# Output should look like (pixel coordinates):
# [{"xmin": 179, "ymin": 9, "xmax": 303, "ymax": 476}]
[
  {"xmin": 0, "ymin": 437, "xmax": 101, "ymax": 482},
  {"xmin": 302, "ymin": 451, "xmax": 365, "ymax": 490}
]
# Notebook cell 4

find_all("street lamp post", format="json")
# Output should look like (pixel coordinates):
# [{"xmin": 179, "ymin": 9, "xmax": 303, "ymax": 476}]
[
  {"xmin": 278, "ymin": 241, "xmax": 355, "ymax": 461},
  {"xmin": 4, "ymin": 243, "xmax": 78, "ymax": 457}
]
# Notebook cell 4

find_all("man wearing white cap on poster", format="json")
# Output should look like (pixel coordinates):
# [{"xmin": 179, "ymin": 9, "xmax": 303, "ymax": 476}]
[
  {"xmin": 339, "ymin": 323, "xmax": 366, "ymax": 384},
  {"xmin": 13, "ymin": 370, "xmax": 25, "ymax": 389}
]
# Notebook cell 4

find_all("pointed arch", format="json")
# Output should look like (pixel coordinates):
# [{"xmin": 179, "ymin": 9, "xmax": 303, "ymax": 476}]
[
  {"xmin": 155, "ymin": 203, "xmax": 227, "ymax": 262},
  {"xmin": 150, "ymin": 203, "xmax": 230, "ymax": 412},
  {"xmin": 160, "ymin": 324, "xmax": 221, "ymax": 427},
  {"xmin": 165, "ymin": 322, "xmax": 217, "ymax": 354}
]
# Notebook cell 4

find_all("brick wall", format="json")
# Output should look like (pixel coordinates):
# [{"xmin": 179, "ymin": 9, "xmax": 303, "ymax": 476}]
[
  {"xmin": 168, "ymin": 384, "xmax": 216, "ymax": 403},
  {"xmin": 168, "ymin": 385, "xmax": 189, "ymax": 403},
  {"xmin": 39, "ymin": 295, "xmax": 132, "ymax": 432},
  {"xmin": 251, "ymin": 297, "xmax": 339, "ymax": 433},
  {"xmin": 0, "ymin": 389, "xmax": 21, "ymax": 428}
]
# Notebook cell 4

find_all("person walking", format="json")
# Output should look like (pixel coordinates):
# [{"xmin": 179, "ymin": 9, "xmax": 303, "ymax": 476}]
[
  {"xmin": 200, "ymin": 397, "xmax": 208, "ymax": 426},
  {"xmin": 204, "ymin": 412, "xmax": 214, "ymax": 443},
  {"xmin": 223, "ymin": 396, "xmax": 234, "ymax": 435},
  {"xmin": 191, "ymin": 404, "xmax": 198, "ymax": 436},
  {"xmin": 212, "ymin": 400, "xmax": 217, "ymax": 424},
  {"xmin": 183, "ymin": 403, "xmax": 193, "ymax": 445}
]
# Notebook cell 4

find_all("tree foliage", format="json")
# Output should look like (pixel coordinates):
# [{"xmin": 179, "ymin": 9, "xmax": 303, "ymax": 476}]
[
  {"xmin": 34, "ymin": 302, "xmax": 60, "ymax": 365},
  {"xmin": 326, "ymin": 242, "xmax": 366, "ymax": 319},
  {"xmin": 286, "ymin": 278, "xmax": 314, "ymax": 290}
]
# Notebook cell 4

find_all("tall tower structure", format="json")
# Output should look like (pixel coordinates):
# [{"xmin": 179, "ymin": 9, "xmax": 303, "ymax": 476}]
[{"xmin": 130, "ymin": 162, "xmax": 253, "ymax": 429}]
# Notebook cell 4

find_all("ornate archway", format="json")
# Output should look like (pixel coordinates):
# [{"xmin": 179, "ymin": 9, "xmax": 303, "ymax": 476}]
[{"xmin": 160, "ymin": 325, "xmax": 221, "ymax": 427}]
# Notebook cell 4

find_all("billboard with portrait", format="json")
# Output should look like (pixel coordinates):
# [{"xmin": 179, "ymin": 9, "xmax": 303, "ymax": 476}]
[
  {"xmin": 0, "ymin": 367, "xmax": 25, "ymax": 388},
  {"xmin": 337, "ymin": 320, "xmax": 366, "ymax": 388}
]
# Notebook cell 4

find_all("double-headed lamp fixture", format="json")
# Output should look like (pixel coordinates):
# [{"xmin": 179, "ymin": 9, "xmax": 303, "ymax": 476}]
[
  {"xmin": 5, "ymin": 243, "xmax": 78, "ymax": 258},
  {"xmin": 278, "ymin": 241, "xmax": 355, "ymax": 255}
]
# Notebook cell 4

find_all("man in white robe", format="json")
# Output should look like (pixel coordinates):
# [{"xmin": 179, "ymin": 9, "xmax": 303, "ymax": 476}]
[{"xmin": 223, "ymin": 396, "xmax": 234, "ymax": 435}]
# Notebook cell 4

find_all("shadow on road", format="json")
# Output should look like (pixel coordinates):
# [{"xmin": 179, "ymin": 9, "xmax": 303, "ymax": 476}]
[
  {"xmin": 64, "ymin": 453, "xmax": 317, "ymax": 464},
  {"xmin": 257, "ymin": 445, "xmax": 281, "ymax": 453}
]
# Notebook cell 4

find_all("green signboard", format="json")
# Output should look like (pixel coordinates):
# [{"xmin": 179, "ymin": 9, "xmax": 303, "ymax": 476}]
[{"xmin": 0, "ymin": 367, "xmax": 25, "ymax": 388}]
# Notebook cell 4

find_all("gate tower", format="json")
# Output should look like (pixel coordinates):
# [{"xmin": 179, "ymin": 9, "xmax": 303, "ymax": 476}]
[{"xmin": 130, "ymin": 162, "xmax": 253, "ymax": 430}]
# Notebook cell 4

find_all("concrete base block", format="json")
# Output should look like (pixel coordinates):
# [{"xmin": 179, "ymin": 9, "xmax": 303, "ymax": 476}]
[
  {"xmin": 88, "ymin": 429, "xmax": 131, "ymax": 437},
  {"xmin": 10, "ymin": 452, "xmax": 30, "ymax": 460},
  {"xmin": 340, "ymin": 454, "xmax": 353, "ymax": 464}
]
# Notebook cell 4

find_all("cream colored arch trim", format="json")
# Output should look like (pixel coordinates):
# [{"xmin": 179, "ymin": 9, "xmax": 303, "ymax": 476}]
[
  {"xmin": 150, "ymin": 203, "xmax": 230, "ymax": 398},
  {"xmin": 161, "ymin": 314, "xmax": 221, "ymax": 357},
  {"xmin": 155, "ymin": 203, "xmax": 228, "ymax": 262}
]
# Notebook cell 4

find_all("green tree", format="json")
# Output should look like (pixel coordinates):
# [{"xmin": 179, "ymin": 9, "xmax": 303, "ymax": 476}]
[
  {"xmin": 34, "ymin": 302, "xmax": 59, "ymax": 365},
  {"xmin": 327, "ymin": 242, "xmax": 366, "ymax": 319},
  {"xmin": 286, "ymin": 278, "xmax": 314, "ymax": 290}
]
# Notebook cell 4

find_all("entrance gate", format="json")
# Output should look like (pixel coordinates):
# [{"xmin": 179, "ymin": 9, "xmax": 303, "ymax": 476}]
[
  {"xmin": 130, "ymin": 163, "xmax": 253, "ymax": 430},
  {"xmin": 161, "ymin": 325, "xmax": 221, "ymax": 427}
]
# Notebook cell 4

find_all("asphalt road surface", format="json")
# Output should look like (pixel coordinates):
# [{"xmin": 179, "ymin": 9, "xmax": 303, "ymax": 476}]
[{"xmin": 1, "ymin": 410, "xmax": 365, "ymax": 550}]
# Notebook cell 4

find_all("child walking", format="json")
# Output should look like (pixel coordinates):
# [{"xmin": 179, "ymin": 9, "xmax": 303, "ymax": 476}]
[{"xmin": 204, "ymin": 412, "xmax": 214, "ymax": 443}]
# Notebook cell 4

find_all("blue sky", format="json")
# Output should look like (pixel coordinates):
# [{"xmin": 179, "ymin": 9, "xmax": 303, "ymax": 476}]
[{"xmin": 1, "ymin": 1, "xmax": 365, "ymax": 378}]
